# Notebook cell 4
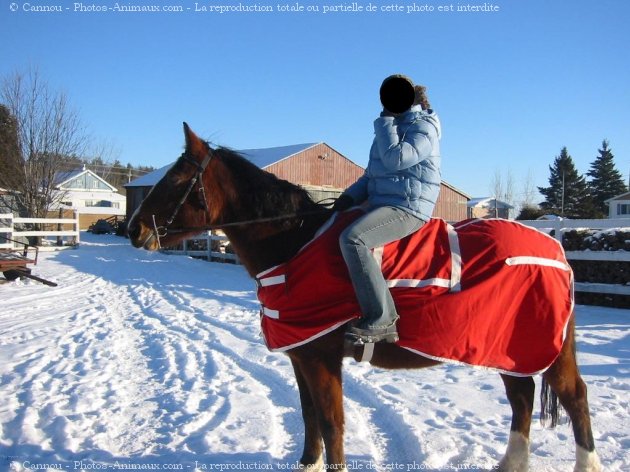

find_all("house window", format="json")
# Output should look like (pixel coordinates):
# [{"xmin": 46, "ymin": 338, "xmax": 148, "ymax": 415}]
[{"xmin": 618, "ymin": 204, "xmax": 630, "ymax": 215}]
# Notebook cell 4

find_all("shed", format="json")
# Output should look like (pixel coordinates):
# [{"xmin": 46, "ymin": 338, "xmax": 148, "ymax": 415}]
[
  {"xmin": 435, "ymin": 181, "xmax": 470, "ymax": 223},
  {"xmin": 467, "ymin": 197, "xmax": 514, "ymax": 219}
]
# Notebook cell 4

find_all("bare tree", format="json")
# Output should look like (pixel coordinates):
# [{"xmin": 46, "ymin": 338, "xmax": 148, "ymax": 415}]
[
  {"xmin": 489, "ymin": 168, "xmax": 516, "ymax": 218},
  {"xmin": 1, "ymin": 68, "xmax": 89, "ymax": 217},
  {"xmin": 520, "ymin": 169, "xmax": 539, "ymax": 208},
  {"xmin": 490, "ymin": 169, "xmax": 504, "ymax": 203}
]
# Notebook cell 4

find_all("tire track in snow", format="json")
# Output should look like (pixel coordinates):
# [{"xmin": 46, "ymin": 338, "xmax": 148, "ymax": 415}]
[
  {"xmin": 160, "ymin": 285, "xmax": 306, "ymax": 459},
  {"xmin": 342, "ymin": 366, "xmax": 426, "ymax": 468},
  {"xmin": 125, "ymin": 279, "xmax": 300, "ymax": 460},
  {"xmin": 1, "ymin": 270, "xmax": 163, "ymax": 458}
]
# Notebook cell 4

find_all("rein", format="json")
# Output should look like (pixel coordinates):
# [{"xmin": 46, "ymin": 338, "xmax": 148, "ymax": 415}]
[{"xmin": 163, "ymin": 209, "xmax": 331, "ymax": 233}]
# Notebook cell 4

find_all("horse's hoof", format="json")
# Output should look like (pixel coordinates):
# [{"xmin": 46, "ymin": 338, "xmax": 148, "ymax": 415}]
[
  {"xmin": 574, "ymin": 447, "xmax": 602, "ymax": 472},
  {"xmin": 497, "ymin": 431, "xmax": 529, "ymax": 472}
]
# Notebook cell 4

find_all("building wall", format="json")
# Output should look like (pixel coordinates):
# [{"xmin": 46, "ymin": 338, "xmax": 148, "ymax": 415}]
[
  {"xmin": 434, "ymin": 184, "xmax": 469, "ymax": 222},
  {"xmin": 608, "ymin": 198, "xmax": 630, "ymax": 218},
  {"xmin": 469, "ymin": 206, "xmax": 510, "ymax": 219},
  {"xmin": 126, "ymin": 187, "xmax": 152, "ymax": 222},
  {"xmin": 264, "ymin": 143, "xmax": 364, "ymax": 189},
  {"xmin": 63, "ymin": 173, "xmax": 113, "ymax": 191}
]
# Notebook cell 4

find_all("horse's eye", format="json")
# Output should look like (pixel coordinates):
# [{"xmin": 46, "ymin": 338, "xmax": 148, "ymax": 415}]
[{"xmin": 167, "ymin": 173, "xmax": 183, "ymax": 187}]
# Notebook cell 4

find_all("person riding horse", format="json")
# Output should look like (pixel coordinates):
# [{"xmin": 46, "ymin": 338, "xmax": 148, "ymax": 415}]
[{"xmin": 334, "ymin": 74, "xmax": 442, "ymax": 344}]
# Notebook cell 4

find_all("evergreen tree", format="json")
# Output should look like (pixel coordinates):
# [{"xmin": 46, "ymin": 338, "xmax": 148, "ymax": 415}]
[
  {"xmin": 586, "ymin": 140, "xmax": 627, "ymax": 217},
  {"xmin": 516, "ymin": 204, "xmax": 546, "ymax": 220},
  {"xmin": 538, "ymin": 147, "xmax": 597, "ymax": 218},
  {"xmin": 0, "ymin": 104, "xmax": 22, "ymax": 190}
]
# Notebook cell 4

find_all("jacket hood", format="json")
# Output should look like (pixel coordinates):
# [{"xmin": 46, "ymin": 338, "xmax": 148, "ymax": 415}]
[
  {"xmin": 419, "ymin": 109, "xmax": 442, "ymax": 140},
  {"xmin": 401, "ymin": 106, "xmax": 441, "ymax": 140}
]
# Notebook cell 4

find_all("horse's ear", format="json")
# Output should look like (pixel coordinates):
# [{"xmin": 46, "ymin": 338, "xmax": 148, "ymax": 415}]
[{"xmin": 183, "ymin": 122, "xmax": 206, "ymax": 157}]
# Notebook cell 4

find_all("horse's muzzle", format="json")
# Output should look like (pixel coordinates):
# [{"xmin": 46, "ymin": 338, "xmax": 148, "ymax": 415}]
[{"xmin": 127, "ymin": 220, "xmax": 159, "ymax": 251}]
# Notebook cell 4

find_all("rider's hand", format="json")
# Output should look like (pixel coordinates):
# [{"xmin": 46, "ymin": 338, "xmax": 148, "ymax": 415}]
[{"xmin": 332, "ymin": 194, "xmax": 354, "ymax": 213}]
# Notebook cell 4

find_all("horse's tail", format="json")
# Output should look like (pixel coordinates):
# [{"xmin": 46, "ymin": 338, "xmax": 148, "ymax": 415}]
[
  {"xmin": 540, "ymin": 378, "xmax": 561, "ymax": 427},
  {"xmin": 540, "ymin": 326, "xmax": 577, "ymax": 428}
]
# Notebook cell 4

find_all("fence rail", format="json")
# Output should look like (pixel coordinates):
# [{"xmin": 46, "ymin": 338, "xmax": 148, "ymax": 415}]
[
  {"xmin": 169, "ymin": 218, "xmax": 630, "ymax": 299},
  {"xmin": 520, "ymin": 218, "xmax": 630, "ymax": 297},
  {"xmin": 164, "ymin": 231, "xmax": 239, "ymax": 263},
  {"xmin": 519, "ymin": 218, "xmax": 630, "ymax": 240},
  {"xmin": 0, "ymin": 212, "xmax": 80, "ymax": 251}
]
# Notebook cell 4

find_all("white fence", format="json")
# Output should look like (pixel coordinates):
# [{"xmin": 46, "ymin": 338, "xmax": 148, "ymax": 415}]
[
  {"xmin": 164, "ymin": 231, "xmax": 239, "ymax": 263},
  {"xmin": 169, "ymin": 218, "xmax": 630, "ymax": 298},
  {"xmin": 520, "ymin": 218, "xmax": 630, "ymax": 296},
  {"xmin": 0, "ymin": 212, "xmax": 80, "ymax": 251}
]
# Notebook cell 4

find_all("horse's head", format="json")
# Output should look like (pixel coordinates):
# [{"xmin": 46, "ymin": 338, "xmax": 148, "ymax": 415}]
[
  {"xmin": 128, "ymin": 123, "xmax": 331, "ymax": 273},
  {"xmin": 128, "ymin": 123, "xmax": 219, "ymax": 250}
]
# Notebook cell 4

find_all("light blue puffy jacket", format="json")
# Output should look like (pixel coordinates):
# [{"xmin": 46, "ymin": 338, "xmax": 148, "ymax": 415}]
[{"xmin": 345, "ymin": 105, "xmax": 442, "ymax": 221}]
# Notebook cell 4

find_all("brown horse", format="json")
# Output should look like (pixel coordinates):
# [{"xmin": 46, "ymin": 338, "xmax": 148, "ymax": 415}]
[{"xmin": 127, "ymin": 124, "xmax": 602, "ymax": 472}]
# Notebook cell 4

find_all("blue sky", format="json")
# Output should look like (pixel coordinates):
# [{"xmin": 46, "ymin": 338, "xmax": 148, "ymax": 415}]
[{"xmin": 1, "ymin": 0, "xmax": 629, "ymax": 203}]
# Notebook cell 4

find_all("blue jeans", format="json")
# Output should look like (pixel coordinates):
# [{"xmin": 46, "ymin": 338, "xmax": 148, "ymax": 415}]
[{"xmin": 339, "ymin": 206, "xmax": 425, "ymax": 330}]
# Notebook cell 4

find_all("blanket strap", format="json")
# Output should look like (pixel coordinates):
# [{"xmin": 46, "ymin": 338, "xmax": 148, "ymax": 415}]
[
  {"xmin": 447, "ymin": 223, "xmax": 462, "ymax": 292},
  {"xmin": 360, "ymin": 342, "xmax": 375, "ymax": 362}
]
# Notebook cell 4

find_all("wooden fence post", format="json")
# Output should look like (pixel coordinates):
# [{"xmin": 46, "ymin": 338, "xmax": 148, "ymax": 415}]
[{"xmin": 74, "ymin": 210, "xmax": 80, "ymax": 245}]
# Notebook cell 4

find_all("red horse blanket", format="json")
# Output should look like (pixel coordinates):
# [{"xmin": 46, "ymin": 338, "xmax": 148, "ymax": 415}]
[{"xmin": 256, "ymin": 211, "xmax": 573, "ymax": 376}]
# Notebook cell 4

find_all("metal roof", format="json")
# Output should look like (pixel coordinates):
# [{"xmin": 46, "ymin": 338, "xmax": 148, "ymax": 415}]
[{"xmin": 126, "ymin": 143, "xmax": 319, "ymax": 188}]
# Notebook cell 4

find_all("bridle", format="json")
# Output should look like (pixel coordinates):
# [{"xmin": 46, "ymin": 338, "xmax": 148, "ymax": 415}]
[
  {"xmin": 143, "ymin": 150, "xmax": 331, "ymax": 249},
  {"xmin": 146, "ymin": 151, "xmax": 213, "ymax": 249}
]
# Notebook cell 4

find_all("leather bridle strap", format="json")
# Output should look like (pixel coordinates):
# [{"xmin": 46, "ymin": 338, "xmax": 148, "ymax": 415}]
[{"xmin": 165, "ymin": 152, "xmax": 213, "ymax": 227}]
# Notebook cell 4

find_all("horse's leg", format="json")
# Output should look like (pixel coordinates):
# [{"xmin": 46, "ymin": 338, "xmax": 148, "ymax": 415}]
[
  {"xmin": 543, "ymin": 317, "xmax": 602, "ymax": 472},
  {"xmin": 290, "ymin": 352, "xmax": 346, "ymax": 471},
  {"xmin": 290, "ymin": 358, "xmax": 324, "ymax": 471},
  {"xmin": 497, "ymin": 375, "xmax": 535, "ymax": 472}
]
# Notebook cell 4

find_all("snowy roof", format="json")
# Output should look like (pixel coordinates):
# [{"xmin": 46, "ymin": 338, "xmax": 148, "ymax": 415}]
[
  {"xmin": 125, "ymin": 163, "xmax": 173, "ymax": 188},
  {"xmin": 126, "ymin": 143, "xmax": 319, "ymax": 188},
  {"xmin": 467, "ymin": 197, "xmax": 514, "ymax": 209},
  {"xmin": 237, "ymin": 142, "xmax": 318, "ymax": 169},
  {"xmin": 54, "ymin": 166, "xmax": 118, "ymax": 192},
  {"xmin": 605, "ymin": 190, "xmax": 630, "ymax": 203},
  {"xmin": 54, "ymin": 168, "xmax": 85, "ymax": 186},
  {"xmin": 536, "ymin": 214, "xmax": 564, "ymax": 221}
]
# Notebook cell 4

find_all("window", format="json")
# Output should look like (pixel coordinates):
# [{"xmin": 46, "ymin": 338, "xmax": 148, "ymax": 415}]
[{"xmin": 618, "ymin": 203, "xmax": 630, "ymax": 215}]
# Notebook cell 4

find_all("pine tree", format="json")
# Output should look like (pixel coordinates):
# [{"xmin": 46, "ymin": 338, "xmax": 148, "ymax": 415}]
[
  {"xmin": 586, "ymin": 140, "xmax": 628, "ymax": 217},
  {"xmin": 0, "ymin": 104, "xmax": 22, "ymax": 190},
  {"xmin": 538, "ymin": 147, "xmax": 597, "ymax": 218}
]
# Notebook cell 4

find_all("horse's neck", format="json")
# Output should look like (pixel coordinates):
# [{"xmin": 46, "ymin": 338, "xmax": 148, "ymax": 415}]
[
  {"xmin": 224, "ymin": 212, "xmax": 330, "ymax": 277},
  {"xmin": 209, "ymin": 154, "xmax": 331, "ymax": 276}
]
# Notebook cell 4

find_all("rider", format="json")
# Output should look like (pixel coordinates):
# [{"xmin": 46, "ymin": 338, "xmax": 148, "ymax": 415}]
[{"xmin": 333, "ymin": 74, "xmax": 442, "ymax": 343}]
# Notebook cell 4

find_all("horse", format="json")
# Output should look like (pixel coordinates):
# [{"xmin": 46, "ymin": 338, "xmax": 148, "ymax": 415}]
[{"xmin": 127, "ymin": 124, "xmax": 602, "ymax": 472}]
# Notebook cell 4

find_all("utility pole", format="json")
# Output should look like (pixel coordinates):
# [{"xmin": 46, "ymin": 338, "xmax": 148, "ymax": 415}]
[{"xmin": 561, "ymin": 171, "xmax": 565, "ymax": 217}]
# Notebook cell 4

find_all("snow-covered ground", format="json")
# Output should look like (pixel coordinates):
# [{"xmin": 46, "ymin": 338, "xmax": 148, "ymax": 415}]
[{"xmin": 1, "ymin": 233, "xmax": 628, "ymax": 471}]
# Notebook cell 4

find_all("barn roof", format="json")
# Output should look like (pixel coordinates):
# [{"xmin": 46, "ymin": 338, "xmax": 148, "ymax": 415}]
[{"xmin": 126, "ymin": 143, "xmax": 319, "ymax": 188}]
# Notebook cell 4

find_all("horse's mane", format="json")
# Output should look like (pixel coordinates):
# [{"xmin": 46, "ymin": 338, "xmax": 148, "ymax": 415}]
[{"xmin": 214, "ymin": 146, "xmax": 324, "ymax": 221}]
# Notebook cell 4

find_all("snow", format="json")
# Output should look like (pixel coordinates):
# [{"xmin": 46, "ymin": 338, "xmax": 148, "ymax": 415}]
[{"xmin": 1, "ymin": 232, "xmax": 629, "ymax": 471}]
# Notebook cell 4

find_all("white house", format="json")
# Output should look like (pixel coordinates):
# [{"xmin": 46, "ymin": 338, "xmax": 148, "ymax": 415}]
[
  {"xmin": 606, "ymin": 191, "xmax": 630, "ymax": 219},
  {"xmin": 52, "ymin": 166, "xmax": 126, "ymax": 228}
]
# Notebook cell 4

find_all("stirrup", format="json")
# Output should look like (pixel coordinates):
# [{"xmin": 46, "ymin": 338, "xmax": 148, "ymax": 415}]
[{"xmin": 346, "ymin": 323, "xmax": 399, "ymax": 344}]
